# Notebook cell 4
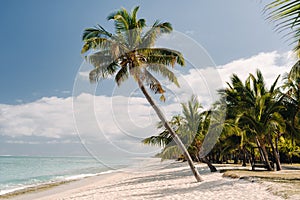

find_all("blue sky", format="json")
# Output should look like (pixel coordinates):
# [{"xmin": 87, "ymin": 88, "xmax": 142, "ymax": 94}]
[
  {"xmin": 0, "ymin": 0, "xmax": 288, "ymax": 104},
  {"xmin": 0, "ymin": 0, "xmax": 294, "ymax": 156}
]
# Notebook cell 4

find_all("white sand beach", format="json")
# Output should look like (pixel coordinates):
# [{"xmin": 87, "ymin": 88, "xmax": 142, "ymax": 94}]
[{"xmin": 8, "ymin": 158, "xmax": 300, "ymax": 200}]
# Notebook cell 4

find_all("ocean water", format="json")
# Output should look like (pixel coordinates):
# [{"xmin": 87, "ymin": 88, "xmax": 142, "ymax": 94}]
[{"xmin": 0, "ymin": 156, "xmax": 130, "ymax": 195}]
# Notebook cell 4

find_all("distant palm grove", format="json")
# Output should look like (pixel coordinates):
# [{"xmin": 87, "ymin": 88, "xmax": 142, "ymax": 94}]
[
  {"xmin": 143, "ymin": 68, "xmax": 300, "ymax": 171},
  {"xmin": 144, "ymin": 0, "xmax": 300, "ymax": 171}
]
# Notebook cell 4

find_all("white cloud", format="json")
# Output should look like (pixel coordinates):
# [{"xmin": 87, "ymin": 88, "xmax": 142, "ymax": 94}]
[
  {"xmin": 0, "ymin": 93, "xmax": 173, "ymax": 146},
  {"xmin": 72, "ymin": 93, "xmax": 182, "ymax": 153},
  {"xmin": 217, "ymin": 51, "xmax": 294, "ymax": 87},
  {"xmin": 0, "ymin": 96, "xmax": 75, "ymax": 138}
]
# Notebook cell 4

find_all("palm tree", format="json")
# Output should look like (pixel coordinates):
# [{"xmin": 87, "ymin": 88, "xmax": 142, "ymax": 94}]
[
  {"xmin": 220, "ymin": 70, "xmax": 285, "ymax": 170},
  {"xmin": 216, "ymin": 75, "xmax": 256, "ymax": 165},
  {"xmin": 193, "ymin": 110, "xmax": 218, "ymax": 172},
  {"xmin": 81, "ymin": 6, "xmax": 202, "ymax": 181},
  {"xmin": 180, "ymin": 95, "xmax": 203, "ymax": 159},
  {"xmin": 142, "ymin": 115, "xmax": 184, "ymax": 160},
  {"xmin": 143, "ymin": 96, "xmax": 217, "ymax": 172},
  {"xmin": 265, "ymin": 0, "xmax": 300, "ymax": 79},
  {"xmin": 179, "ymin": 96, "xmax": 217, "ymax": 171},
  {"xmin": 280, "ymin": 75, "xmax": 300, "ymax": 159},
  {"xmin": 262, "ymin": 0, "xmax": 300, "ymax": 166},
  {"xmin": 282, "ymin": 76, "xmax": 300, "ymax": 132}
]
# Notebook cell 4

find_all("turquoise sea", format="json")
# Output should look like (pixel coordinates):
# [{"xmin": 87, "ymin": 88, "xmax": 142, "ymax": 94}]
[{"xmin": 0, "ymin": 156, "xmax": 130, "ymax": 195}]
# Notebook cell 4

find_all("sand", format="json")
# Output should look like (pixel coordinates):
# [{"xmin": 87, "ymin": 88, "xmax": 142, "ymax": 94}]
[{"xmin": 5, "ymin": 158, "xmax": 300, "ymax": 200}]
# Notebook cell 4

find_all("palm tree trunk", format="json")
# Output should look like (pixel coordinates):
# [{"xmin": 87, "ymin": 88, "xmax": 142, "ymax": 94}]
[
  {"xmin": 200, "ymin": 156, "xmax": 217, "ymax": 172},
  {"xmin": 256, "ymin": 137, "xmax": 273, "ymax": 171},
  {"xmin": 138, "ymin": 79, "xmax": 203, "ymax": 182},
  {"xmin": 268, "ymin": 133, "xmax": 282, "ymax": 171},
  {"xmin": 260, "ymin": 143, "xmax": 273, "ymax": 171},
  {"xmin": 242, "ymin": 147, "xmax": 247, "ymax": 167}
]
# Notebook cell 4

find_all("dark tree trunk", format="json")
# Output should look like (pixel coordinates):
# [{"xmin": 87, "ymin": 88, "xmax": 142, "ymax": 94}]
[
  {"xmin": 200, "ymin": 156, "xmax": 217, "ymax": 172},
  {"xmin": 260, "ymin": 143, "xmax": 273, "ymax": 171},
  {"xmin": 242, "ymin": 147, "xmax": 247, "ymax": 167},
  {"xmin": 138, "ymin": 80, "xmax": 203, "ymax": 182},
  {"xmin": 268, "ymin": 133, "xmax": 282, "ymax": 171},
  {"xmin": 234, "ymin": 152, "xmax": 239, "ymax": 164},
  {"xmin": 256, "ymin": 137, "xmax": 273, "ymax": 171}
]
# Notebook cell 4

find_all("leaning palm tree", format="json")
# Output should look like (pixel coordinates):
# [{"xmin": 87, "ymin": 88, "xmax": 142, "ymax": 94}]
[{"xmin": 81, "ymin": 6, "xmax": 202, "ymax": 181}]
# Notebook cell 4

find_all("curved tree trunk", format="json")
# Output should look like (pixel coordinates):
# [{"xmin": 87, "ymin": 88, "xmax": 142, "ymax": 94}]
[
  {"xmin": 138, "ymin": 80, "xmax": 203, "ymax": 182},
  {"xmin": 200, "ymin": 156, "xmax": 217, "ymax": 172}
]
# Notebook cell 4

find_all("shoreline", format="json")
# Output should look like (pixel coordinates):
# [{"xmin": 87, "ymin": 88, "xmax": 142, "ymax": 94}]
[
  {"xmin": 2, "ymin": 159, "xmax": 300, "ymax": 200},
  {"xmin": 0, "ymin": 169, "xmax": 119, "ymax": 198},
  {"xmin": 5, "ymin": 172, "xmax": 127, "ymax": 200},
  {"xmin": 0, "ymin": 157, "xmax": 168, "ymax": 199},
  {"xmin": 0, "ymin": 179, "xmax": 75, "ymax": 199}
]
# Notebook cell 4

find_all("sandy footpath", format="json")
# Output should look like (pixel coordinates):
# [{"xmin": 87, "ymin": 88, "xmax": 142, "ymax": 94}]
[{"xmin": 8, "ymin": 158, "xmax": 298, "ymax": 200}]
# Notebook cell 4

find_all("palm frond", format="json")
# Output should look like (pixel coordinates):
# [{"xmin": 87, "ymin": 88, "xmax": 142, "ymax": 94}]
[
  {"xmin": 147, "ymin": 64, "xmax": 179, "ymax": 87},
  {"xmin": 289, "ymin": 60, "xmax": 300, "ymax": 80},
  {"xmin": 107, "ymin": 7, "xmax": 130, "ymax": 31},
  {"xmin": 82, "ymin": 25, "xmax": 112, "ymax": 41},
  {"xmin": 142, "ymin": 130, "xmax": 172, "ymax": 147},
  {"xmin": 142, "ymin": 70, "xmax": 166, "ymax": 102},
  {"xmin": 89, "ymin": 62, "xmax": 119, "ymax": 83},
  {"xmin": 115, "ymin": 66, "xmax": 129, "ymax": 86},
  {"xmin": 265, "ymin": 0, "xmax": 300, "ymax": 54},
  {"xmin": 137, "ymin": 19, "xmax": 146, "ymax": 28},
  {"xmin": 238, "ymin": 113, "xmax": 261, "ymax": 135},
  {"xmin": 81, "ymin": 38, "xmax": 112, "ymax": 54},
  {"xmin": 131, "ymin": 6, "xmax": 145, "ymax": 29},
  {"xmin": 268, "ymin": 112, "xmax": 286, "ymax": 133},
  {"xmin": 140, "ymin": 21, "xmax": 173, "ymax": 48},
  {"xmin": 138, "ymin": 48, "xmax": 185, "ymax": 67},
  {"xmin": 269, "ymin": 74, "xmax": 281, "ymax": 93},
  {"xmin": 87, "ymin": 50, "xmax": 113, "ymax": 67},
  {"xmin": 230, "ymin": 74, "xmax": 244, "ymax": 91}
]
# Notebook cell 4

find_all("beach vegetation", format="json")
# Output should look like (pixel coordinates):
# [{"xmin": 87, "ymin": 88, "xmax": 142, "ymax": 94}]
[
  {"xmin": 144, "ymin": 69, "xmax": 300, "ymax": 171},
  {"xmin": 143, "ymin": 0, "xmax": 300, "ymax": 172}
]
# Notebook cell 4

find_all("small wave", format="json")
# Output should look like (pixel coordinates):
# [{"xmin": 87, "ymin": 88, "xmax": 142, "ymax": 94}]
[
  {"xmin": 0, "ymin": 169, "xmax": 117, "ymax": 196},
  {"xmin": 0, "ymin": 185, "xmax": 31, "ymax": 196},
  {"xmin": 63, "ymin": 170, "xmax": 117, "ymax": 181}
]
